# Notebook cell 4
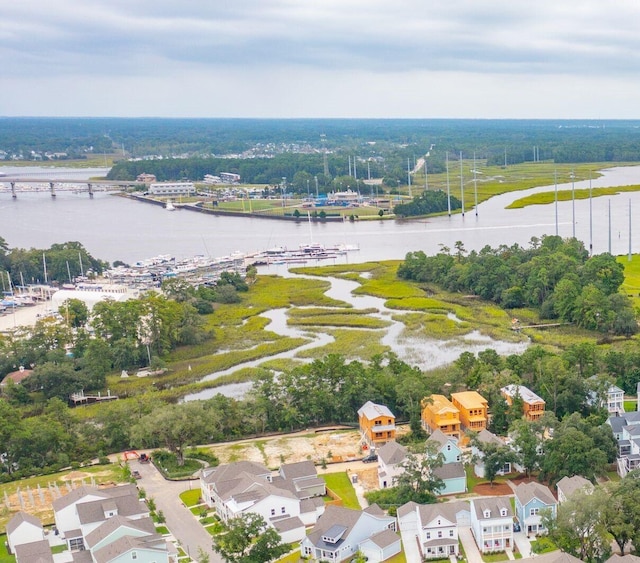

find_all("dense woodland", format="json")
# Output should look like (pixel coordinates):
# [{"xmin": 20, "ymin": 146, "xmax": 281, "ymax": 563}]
[
  {"xmin": 398, "ymin": 236, "xmax": 638, "ymax": 337},
  {"xmin": 6, "ymin": 118, "xmax": 640, "ymax": 187}
]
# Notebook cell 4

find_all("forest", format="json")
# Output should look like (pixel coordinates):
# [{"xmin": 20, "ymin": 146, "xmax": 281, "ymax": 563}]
[{"xmin": 398, "ymin": 236, "xmax": 638, "ymax": 337}]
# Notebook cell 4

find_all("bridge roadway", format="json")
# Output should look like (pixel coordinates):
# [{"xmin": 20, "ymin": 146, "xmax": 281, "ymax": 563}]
[{"xmin": 0, "ymin": 177, "xmax": 145, "ymax": 196}]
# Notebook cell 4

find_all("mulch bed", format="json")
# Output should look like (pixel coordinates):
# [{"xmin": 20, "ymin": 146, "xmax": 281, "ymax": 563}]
[{"xmin": 472, "ymin": 482, "xmax": 513, "ymax": 496}]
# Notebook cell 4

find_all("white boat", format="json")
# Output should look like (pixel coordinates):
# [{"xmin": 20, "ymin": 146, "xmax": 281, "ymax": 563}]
[{"xmin": 165, "ymin": 200, "xmax": 176, "ymax": 211}]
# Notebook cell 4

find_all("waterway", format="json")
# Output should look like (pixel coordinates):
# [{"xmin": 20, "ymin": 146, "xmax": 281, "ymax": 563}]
[{"xmin": 1, "ymin": 165, "xmax": 640, "ymax": 265}]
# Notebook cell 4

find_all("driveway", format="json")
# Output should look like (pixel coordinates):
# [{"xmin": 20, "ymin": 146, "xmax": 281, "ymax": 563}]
[
  {"xmin": 131, "ymin": 460, "xmax": 222, "ymax": 563},
  {"xmin": 458, "ymin": 527, "xmax": 483, "ymax": 563},
  {"xmin": 513, "ymin": 531, "xmax": 533, "ymax": 558},
  {"xmin": 399, "ymin": 524, "xmax": 423, "ymax": 563}
]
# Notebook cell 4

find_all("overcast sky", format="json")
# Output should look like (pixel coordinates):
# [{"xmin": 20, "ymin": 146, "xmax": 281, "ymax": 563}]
[{"xmin": 2, "ymin": 1, "xmax": 640, "ymax": 119}]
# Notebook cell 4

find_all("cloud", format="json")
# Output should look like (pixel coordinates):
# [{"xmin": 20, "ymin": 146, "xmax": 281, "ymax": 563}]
[{"xmin": 1, "ymin": 1, "xmax": 640, "ymax": 116}]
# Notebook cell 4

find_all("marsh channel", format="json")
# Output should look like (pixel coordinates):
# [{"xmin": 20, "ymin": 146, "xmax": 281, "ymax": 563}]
[{"xmin": 183, "ymin": 273, "xmax": 529, "ymax": 402}]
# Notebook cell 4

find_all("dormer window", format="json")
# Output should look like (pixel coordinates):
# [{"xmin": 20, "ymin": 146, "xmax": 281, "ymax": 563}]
[
  {"xmin": 483, "ymin": 509, "xmax": 491, "ymax": 518},
  {"xmin": 500, "ymin": 508, "xmax": 508, "ymax": 517}
]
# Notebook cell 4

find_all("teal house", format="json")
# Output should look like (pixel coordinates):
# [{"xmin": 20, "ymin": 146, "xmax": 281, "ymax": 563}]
[{"xmin": 428, "ymin": 430, "xmax": 466, "ymax": 495}]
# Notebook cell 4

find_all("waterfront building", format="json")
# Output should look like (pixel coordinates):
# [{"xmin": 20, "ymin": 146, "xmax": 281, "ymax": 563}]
[{"xmin": 149, "ymin": 182, "xmax": 195, "ymax": 196}]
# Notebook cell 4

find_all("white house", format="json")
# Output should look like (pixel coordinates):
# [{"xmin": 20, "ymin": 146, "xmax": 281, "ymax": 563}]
[
  {"xmin": 398, "ymin": 500, "xmax": 470, "ymax": 559},
  {"xmin": 471, "ymin": 429, "xmax": 511, "ymax": 478},
  {"xmin": 377, "ymin": 441, "xmax": 407, "ymax": 489},
  {"xmin": 199, "ymin": 460, "xmax": 325, "ymax": 542},
  {"xmin": 606, "ymin": 385, "xmax": 625, "ymax": 415},
  {"xmin": 470, "ymin": 497, "xmax": 514, "ymax": 553},
  {"xmin": 607, "ymin": 411, "xmax": 640, "ymax": 477},
  {"xmin": 6, "ymin": 511, "xmax": 45, "ymax": 554},
  {"xmin": 301, "ymin": 505, "xmax": 399, "ymax": 562},
  {"xmin": 556, "ymin": 475, "xmax": 594, "ymax": 505}
]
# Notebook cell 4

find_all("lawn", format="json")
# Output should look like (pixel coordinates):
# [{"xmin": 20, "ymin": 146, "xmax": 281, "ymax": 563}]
[
  {"xmin": 0, "ymin": 536, "xmax": 14, "ymax": 563},
  {"xmin": 321, "ymin": 472, "xmax": 361, "ymax": 510},
  {"xmin": 179, "ymin": 489, "xmax": 202, "ymax": 507}
]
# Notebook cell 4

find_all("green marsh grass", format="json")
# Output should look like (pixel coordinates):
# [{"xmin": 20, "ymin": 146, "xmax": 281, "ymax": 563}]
[
  {"xmin": 508, "ymin": 184, "xmax": 640, "ymax": 209},
  {"xmin": 295, "ymin": 328, "xmax": 388, "ymax": 360}
]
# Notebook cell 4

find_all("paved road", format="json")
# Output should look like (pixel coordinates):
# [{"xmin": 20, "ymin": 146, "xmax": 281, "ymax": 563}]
[{"xmin": 131, "ymin": 460, "xmax": 222, "ymax": 563}]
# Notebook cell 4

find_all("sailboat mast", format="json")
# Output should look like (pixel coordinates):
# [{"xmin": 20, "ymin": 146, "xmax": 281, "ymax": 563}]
[
  {"xmin": 446, "ymin": 152, "xmax": 451, "ymax": 217},
  {"xmin": 43, "ymin": 252, "xmax": 48, "ymax": 285},
  {"xmin": 459, "ymin": 152, "xmax": 465, "ymax": 217}
]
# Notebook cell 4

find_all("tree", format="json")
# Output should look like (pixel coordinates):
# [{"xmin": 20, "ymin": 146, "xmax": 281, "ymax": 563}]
[
  {"xmin": 395, "ymin": 441, "xmax": 445, "ymax": 500},
  {"xmin": 602, "ymin": 470, "xmax": 640, "ymax": 555},
  {"xmin": 509, "ymin": 419, "xmax": 543, "ymax": 477},
  {"xmin": 130, "ymin": 402, "xmax": 209, "ymax": 466},
  {"xmin": 58, "ymin": 298, "xmax": 89, "ymax": 328},
  {"xmin": 212, "ymin": 513, "xmax": 287, "ymax": 563},
  {"xmin": 544, "ymin": 487, "xmax": 611, "ymax": 563}
]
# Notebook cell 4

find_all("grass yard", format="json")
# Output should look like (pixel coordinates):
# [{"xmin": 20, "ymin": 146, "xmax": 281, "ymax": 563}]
[
  {"xmin": 0, "ymin": 536, "xmax": 15, "ymax": 563},
  {"xmin": 321, "ymin": 472, "xmax": 361, "ymax": 510},
  {"xmin": 179, "ymin": 489, "xmax": 202, "ymax": 507}
]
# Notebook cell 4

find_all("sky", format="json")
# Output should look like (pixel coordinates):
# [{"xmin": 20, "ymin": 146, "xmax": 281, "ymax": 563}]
[{"xmin": 2, "ymin": 1, "xmax": 640, "ymax": 119}]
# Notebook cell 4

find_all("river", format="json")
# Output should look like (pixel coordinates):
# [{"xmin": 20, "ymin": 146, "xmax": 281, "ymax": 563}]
[{"xmin": 1, "ymin": 165, "xmax": 640, "ymax": 265}]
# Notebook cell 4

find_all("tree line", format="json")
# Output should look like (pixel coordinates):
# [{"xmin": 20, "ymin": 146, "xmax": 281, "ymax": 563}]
[{"xmin": 398, "ymin": 236, "xmax": 638, "ymax": 337}]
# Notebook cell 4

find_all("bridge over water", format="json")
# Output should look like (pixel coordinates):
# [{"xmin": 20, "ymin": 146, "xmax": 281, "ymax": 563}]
[{"xmin": 0, "ymin": 176, "xmax": 145, "ymax": 198}]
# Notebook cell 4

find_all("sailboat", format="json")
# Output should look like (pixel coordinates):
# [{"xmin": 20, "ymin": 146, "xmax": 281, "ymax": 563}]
[{"xmin": 165, "ymin": 199, "xmax": 176, "ymax": 211}]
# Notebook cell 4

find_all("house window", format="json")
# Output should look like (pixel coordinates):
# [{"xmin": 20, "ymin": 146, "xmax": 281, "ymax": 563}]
[
  {"xmin": 304, "ymin": 546, "xmax": 312, "ymax": 556},
  {"xmin": 426, "ymin": 532, "xmax": 431, "ymax": 539},
  {"xmin": 530, "ymin": 507, "xmax": 540, "ymax": 516},
  {"xmin": 132, "ymin": 552, "xmax": 137, "ymax": 560},
  {"xmin": 438, "ymin": 531, "xmax": 443, "ymax": 538},
  {"xmin": 500, "ymin": 508, "xmax": 508, "ymax": 517},
  {"xmin": 69, "ymin": 538, "xmax": 84, "ymax": 551},
  {"xmin": 450, "ymin": 530, "xmax": 454, "ymax": 537},
  {"xmin": 447, "ymin": 444, "xmax": 451, "ymax": 451},
  {"xmin": 281, "ymin": 507, "xmax": 286, "ymax": 514},
  {"xmin": 271, "ymin": 509, "xmax": 276, "ymax": 516}
]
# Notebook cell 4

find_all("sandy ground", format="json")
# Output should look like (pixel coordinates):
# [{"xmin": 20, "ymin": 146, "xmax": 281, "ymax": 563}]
[{"xmin": 0, "ymin": 301, "xmax": 52, "ymax": 332}]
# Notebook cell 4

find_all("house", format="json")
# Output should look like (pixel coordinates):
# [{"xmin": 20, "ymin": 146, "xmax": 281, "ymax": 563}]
[
  {"xmin": 501, "ymin": 385, "xmax": 545, "ymax": 422},
  {"xmin": 471, "ymin": 429, "xmax": 512, "ymax": 478},
  {"xmin": 421, "ymin": 395, "xmax": 461, "ymax": 439},
  {"xmin": 426, "ymin": 430, "xmax": 467, "ymax": 495},
  {"xmin": 13, "ymin": 540, "xmax": 53, "ymax": 563},
  {"xmin": 514, "ymin": 482, "xmax": 556, "ymax": 536},
  {"xmin": 0, "ymin": 366, "xmax": 34, "ymax": 388},
  {"xmin": 136, "ymin": 173, "xmax": 157, "ymax": 183},
  {"xmin": 433, "ymin": 463, "xmax": 467, "ymax": 495},
  {"xmin": 6, "ymin": 511, "xmax": 45, "ymax": 554},
  {"xmin": 606, "ymin": 411, "xmax": 640, "ymax": 477},
  {"xmin": 451, "ymin": 391, "xmax": 488, "ymax": 432},
  {"xmin": 199, "ymin": 460, "xmax": 325, "ymax": 541},
  {"xmin": 470, "ymin": 497, "xmax": 514, "ymax": 553},
  {"xmin": 52, "ymin": 484, "xmax": 146, "ymax": 551},
  {"xmin": 397, "ymin": 500, "xmax": 470, "ymax": 559},
  {"xmin": 606, "ymin": 384, "xmax": 625, "ymax": 415},
  {"xmin": 357, "ymin": 401, "xmax": 396, "ymax": 448},
  {"xmin": 300, "ymin": 504, "xmax": 399, "ymax": 562},
  {"xmin": 556, "ymin": 475, "xmax": 594, "ymax": 504},
  {"xmin": 427, "ymin": 429, "xmax": 462, "ymax": 464},
  {"xmin": 377, "ymin": 441, "xmax": 408, "ymax": 489},
  {"xmin": 33, "ymin": 484, "xmax": 175, "ymax": 563}
]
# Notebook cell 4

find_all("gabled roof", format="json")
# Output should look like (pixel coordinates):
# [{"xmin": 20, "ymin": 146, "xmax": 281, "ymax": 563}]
[
  {"xmin": 417, "ymin": 502, "xmax": 459, "ymax": 525},
  {"xmin": 472, "ymin": 496, "xmax": 512, "ymax": 520},
  {"xmin": 84, "ymin": 515, "xmax": 156, "ymax": 549},
  {"xmin": 423, "ymin": 395, "xmax": 459, "ymax": 415},
  {"xmin": 378, "ymin": 441, "xmax": 407, "ymax": 466},
  {"xmin": 6, "ymin": 511, "xmax": 43, "ymax": 535},
  {"xmin": 606, "ymin": 555, "xmax": 640, "ymax": 563},
  {"xmin": 201, "ymin": 461, "xmax": 270, "ymax": 486},
  {"xmin": 0, "ymin": 368, "xmax": 34, "ymax": 386},
  {"xmin": 306, "ymin": 504, "xmax": 391, "ymax": 550},
  {"xmin": 474, "ymin": 429, "xmax": 503, "ymax": 446},
  {"xmin": 272, "ymin": 515, "xmax": 304, "ymax": 533},
  {"xmin": 93, "ymin": 534, "xmax": 167, "ymax": 563},
  {"xmin": 76, "ymin": 495, "xmax": 148, "ymax": 525},
  {"xmin": 280, "ymin": 460, "xmax": 317, "ymax": 481},
  {"xmin": 608, "ymin": 384, "xmax": 625, "ymax": 395},
  {"xmin": 433, "ymin": 461, "xmax": 466, "ymax": 481},
  {"xmin": 514, "ymin": 482, "xmax": 556, "ymax": 507},
  {"xmin": 519, "ymin": 553, "xmax": 584, "ymax": 563},
  {"xmin": 52, "ymin": 484, "xmax": 138, "ymax": 512},
  {"xmin": 366, "ymin": 528, "xmax": 400, "ymax": 549},
  {"xmin": 428, "ymin": 429, "xmax": 457, "ymax": 449},
  {"xmin": 556, "ymin": 475, "xmax": 593, "ymax": 499},
  {"xmin": 358, "ymin": 401, "xmax": 395, "ymax": 420},
  {"xmin": 501, "ymin": 384, "xmax": 545, "ymax": 405},
  {"xmin": 14, "ymin": 540, "xmax": 53, "ymax": 563}
]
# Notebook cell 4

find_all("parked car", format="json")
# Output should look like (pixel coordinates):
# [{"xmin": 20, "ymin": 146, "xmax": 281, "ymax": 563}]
[
  {"xmin": 131, "ymin": 470, "xmax": 142, "ymax": 479},
  {"xmin": 362, "ymin": 453, "xmax": 378, "ymax": 463},
  {"xmin": 139, "ymin": 453, "xmax": 150, "ymax": 463},
  {"xmin": 513, "ymin": 521, "xmax": 521, "ymax": 532}
]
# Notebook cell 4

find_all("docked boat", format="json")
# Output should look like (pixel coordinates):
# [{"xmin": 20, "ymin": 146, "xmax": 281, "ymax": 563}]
[{"xmin": 165, "ymin": 200, "xmax": 176, "ymax": 211}]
